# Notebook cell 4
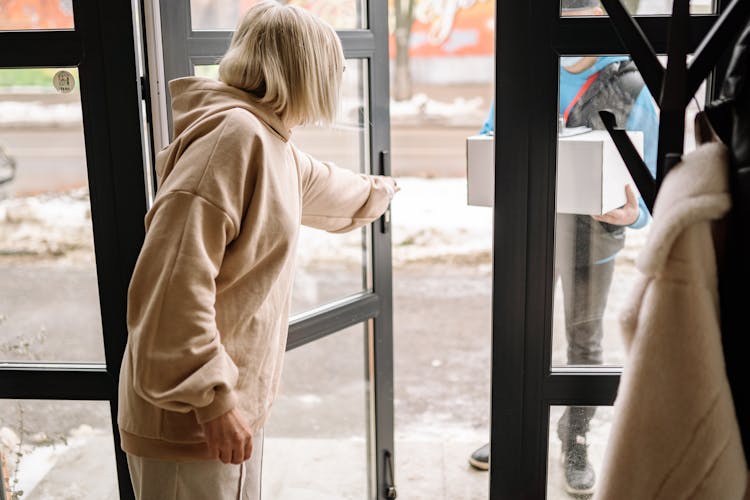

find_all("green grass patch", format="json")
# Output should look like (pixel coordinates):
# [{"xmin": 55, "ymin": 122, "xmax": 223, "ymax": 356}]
[{"xmin": 0, "ymin": 68, "xmax": 79, "ymax": 89}]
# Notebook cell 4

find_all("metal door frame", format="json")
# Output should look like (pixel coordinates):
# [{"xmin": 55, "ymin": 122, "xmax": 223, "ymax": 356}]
[
  {"xmin": 148, "ymin": 1, "xmax": 395, "ymax": 498},
  {"xmin": 490, "ymin": 2, "xmax": 729, "ymax": 498},
  {"xmin": 0, "ymin": 1, "xmax": 149, "ymax": 498}
]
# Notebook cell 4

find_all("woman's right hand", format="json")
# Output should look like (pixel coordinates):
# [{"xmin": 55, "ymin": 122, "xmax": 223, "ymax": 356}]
[
  {"xmin": 201, "ymin": 407, "xmax": 253, "ymax": 464},
  {"xmin": 386, "ymin": 177, "xmax": 400, "ymax": 199}
]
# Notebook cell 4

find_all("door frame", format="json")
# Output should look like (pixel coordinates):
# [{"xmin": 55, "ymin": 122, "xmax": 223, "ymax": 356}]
[
  {"xmin": 489, "ymin": 2, "xmax": 730, "ymax": 498},
  {"xmin": 0, "ymin": 1, "xmax": 149, "ymax": 498},
  {"xmin": 147, "ymin": 1, "xmax": 396, "ymax": 498}
]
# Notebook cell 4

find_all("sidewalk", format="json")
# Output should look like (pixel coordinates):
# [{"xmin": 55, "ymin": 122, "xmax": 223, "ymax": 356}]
[
  {"xmin": 1, "ymin": 176, "xmax": 643, "ymax": 499},
  {"xmin": 3, "ymin": 433, "xmax": 489, "ymax": 500}
]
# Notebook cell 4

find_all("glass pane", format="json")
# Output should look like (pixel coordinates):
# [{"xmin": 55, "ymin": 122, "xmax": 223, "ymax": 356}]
[
  {"xmin": 547, "ymin": 405, "xmax": 612, "ymax": 498},
  {"xmin": 262, "ymin": 323, "xmax": 370, "ymax": 498},
  {"xmin": 552, "ymin": 55, "xmax": 705, "ymax": 368},
  {"xmin": 0, "ymin": 68, "xmax": 104, "ymax": 363},
  {"xmin": 192, "ymin": 60, "xmax": 371, "ymax": 315},
  {"xmin": 0, "ymin": 1, "xmax": 74, "ymax": 30},
  {"xmin": 559, "ymin": 0, "xmax": 714, "ymax": 15},
  {"xmin": 553, "ymin": 54, "xmax": 657, "ymax": 369},
  {"xmin": 190, "ymin": 0, "xmax": 365, "ymax": 31},
  {"xmin": 386, "ymin": 0, "xmax": 495, "ymax": 490},
  {"xmin": 0, "ymin": 399, "xmax": 118, "ymax": 499},
  {"xmin": 391, "ymin": 249, "xmax": 492, "ymax": 499},
  {"xmin": 292, "ymin": 59, "xmax": 371, "ymax": 314}
]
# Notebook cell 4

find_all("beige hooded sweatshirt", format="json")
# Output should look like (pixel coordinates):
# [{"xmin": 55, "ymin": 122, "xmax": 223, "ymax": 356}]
[{"xmin": 118, "ymin": 77, "xmax": 394, "ymax": 460}]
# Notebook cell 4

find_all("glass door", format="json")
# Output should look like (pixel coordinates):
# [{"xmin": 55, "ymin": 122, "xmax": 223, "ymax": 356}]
[
  {"xmin": 0, "ymin": 0, "xmax": 149, "ymax": 498},
  {"xmin": 490, "ymin": 0, "xmax": 725, "ymax": 498},
  {"xmin": 149, "ymin": 1, "xmax": 395, "ymax": 498}
]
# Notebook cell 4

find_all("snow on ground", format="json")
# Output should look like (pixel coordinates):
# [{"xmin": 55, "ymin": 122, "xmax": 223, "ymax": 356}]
[
  {"xmin": 0, "ymin": 179, "xmax": 494, "ymax": 266},
  {"xmin": 0, "ymin": 188, "xmax": 93, "ymax": 259},
  {"xmin": 0, "ymin": 101, "xmax": 82, "ymax": 127},
  {"xmin": 0, "ymin": 178, "xmax": 651, "ymax": 271},
  {"xmin": 0, "ymin": 92, "xmax": 486, "ymax": 129},
  {"xmin": 391, "ymin": 177, "xmax": 493, "ymax": 265},
  {"xmin": 390, "ymin": 93, "xmax": 487, "ymax": 126},
  {"xmin": 0, "ymin": 424, "xmax": 111, "ymax": 500}
]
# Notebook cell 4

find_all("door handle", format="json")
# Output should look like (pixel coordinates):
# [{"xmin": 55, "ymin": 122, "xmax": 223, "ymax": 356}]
[{"xmin": 379, "ymin": 150, "xmax": 391, "ymax": 234}]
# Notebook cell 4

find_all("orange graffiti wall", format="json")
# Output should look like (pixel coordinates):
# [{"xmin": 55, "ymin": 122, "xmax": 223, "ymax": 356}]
[
  {"xmin": 390, "ymin": 1, "xmax": 495, "ymax": 59},
  {"xmin": 0, "ymin": 0, "xmax": 74, "ymax": 30}
]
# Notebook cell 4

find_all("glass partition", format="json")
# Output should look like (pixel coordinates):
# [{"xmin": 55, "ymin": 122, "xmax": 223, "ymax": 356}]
[
  {"xmin": 552, "ymin": 55, "xmax": 706, "ymax": 368},
  {"xmin": 0, "ymin": 67, "xmax": 104, "ymax": 363},
  {"xmin": 552, "ymin": 53, "xmax": 657, "ymax": 369},
  {"xmin": 262, "ymin": 323, "xmax": 371, "ymax": 498}
]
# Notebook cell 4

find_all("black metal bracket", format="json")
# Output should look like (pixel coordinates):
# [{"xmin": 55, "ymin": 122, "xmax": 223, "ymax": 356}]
[
  {"xmin": 656, "ymin": 0, "xmax": 690, "ymax": 185},
  {"xmin": 599, "ymin": 0, "xmax": 663, "ymax": 100},
  {"xmin": 598, "ymin": 0, "xmax": 750, "ymax": 199},
  {"xmin": 599, "ymin": 110, "xmax": 656, "ymax": 213}
]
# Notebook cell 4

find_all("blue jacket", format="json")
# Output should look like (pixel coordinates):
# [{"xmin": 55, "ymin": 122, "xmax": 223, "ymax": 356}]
[{"xmin": 482, "ymin": 56, "xmax": 659, "ymax": 232}]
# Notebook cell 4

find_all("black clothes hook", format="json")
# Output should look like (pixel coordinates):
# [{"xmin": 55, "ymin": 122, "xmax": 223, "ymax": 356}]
[
  {"xmin": 599, "ymin": 110, "xmax": 657, "ymax": 212},
  {"xmin": 658, "ymin": 0, "xmax": 690, "ymax": 184},
  {"xmin": 597, "ymin": 0, "xmax": 750, "ymax": 198},
  {"xmin": 599, "ymin": 0, "xmax": 663, "ymax": 101}
]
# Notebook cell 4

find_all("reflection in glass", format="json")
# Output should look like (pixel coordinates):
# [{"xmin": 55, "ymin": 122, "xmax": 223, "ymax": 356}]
[
  {"xmin": 0, "ymin": 1, "xmax": 74, "ymax": 30},
  {"xmin": 552, "ymin": 55, "xmax": 706, "ymax": 368},
  {"xmin": 0, "ymin": 68, "xmax": 104, "ymax": 363},
  {"xmin": 560, "ymin": 0, "xmax": 714, "ymax": 15},
  {"xmin": 554, "ymin": 49, "xmax": 659, "ymax": 369},
  {"xmin": 547, "ymin": 405, "xmax": 612, "ymax": 499},
  {"xmin": 262, "ymin": 324, "xmax": 370, "ymax": 498},
  {"xmin": 557, "ymin": 5, "xmax": 661, "ymax": 366},
  {"xmin": 0, "ymin": 400, "xmax": 117, "ymax": 499},
  {"xmin": 189, "ymin": 0, "xmax": 365, "ymax": 31},
  {"xmin": 192, "ymin": 60, "xmax": 372, "ymax": 314},
  {"xmin": 291, "ymin": 59, "xmax": 371, "ymax": 314}
]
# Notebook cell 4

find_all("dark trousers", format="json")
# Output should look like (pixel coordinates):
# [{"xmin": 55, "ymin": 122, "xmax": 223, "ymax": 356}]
[{"xmin": 554, "ymin": 259, "xmax": 616, "ymax": 446}]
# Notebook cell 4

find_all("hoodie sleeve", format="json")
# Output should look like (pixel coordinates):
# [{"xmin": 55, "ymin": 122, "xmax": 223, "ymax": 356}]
[
  {"xmin": 126, "ymin": 191, "xmax": 239, "ymax": 424},
  {"xmin": 293, "ymin": 145, "xmax": 395, "ymax": 233}
]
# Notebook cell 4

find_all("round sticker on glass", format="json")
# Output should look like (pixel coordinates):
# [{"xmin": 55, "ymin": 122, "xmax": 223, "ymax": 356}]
[{"xmin": 53, "ymin": 70, "xmax": 75, "ymax": 93}]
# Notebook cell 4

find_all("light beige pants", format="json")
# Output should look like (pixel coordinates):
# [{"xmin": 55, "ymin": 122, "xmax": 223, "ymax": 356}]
[{"xmin": 126, "ymin": 430, "xmax": 264, "ymax": 500}]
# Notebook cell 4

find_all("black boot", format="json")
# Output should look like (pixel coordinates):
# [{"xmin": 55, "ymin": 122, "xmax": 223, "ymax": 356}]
[
  {"xmin": 561, "ymin": 433, "xmax": 595, "ymax": 496},
  {"xmin": 557, "ymin": 407, "xmax": 596, "ymax": 497},
  {"xmin": 468, "ymin": 442, "xmax": 489, "ymax": 470}
]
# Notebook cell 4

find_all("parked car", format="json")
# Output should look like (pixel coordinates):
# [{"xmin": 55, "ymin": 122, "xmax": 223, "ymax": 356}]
[
  {"xmin": 1, "ymin": 146, "xmax": 15, "ymax": 184},
  {"xmin": 1, "ymin": 145, "xmax": 16, "ymax": 200}
]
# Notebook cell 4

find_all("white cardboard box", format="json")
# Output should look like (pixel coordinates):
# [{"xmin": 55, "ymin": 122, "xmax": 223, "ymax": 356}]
[
  {"xmin": 466, "ymin": 134, "xmax": 494, "ymax": 207},
  {"xmin": 557, "ymin": 130, "xmax": 643, "ymax": 214},
  {"xmin": 466, "ymin": 130, "xmax": 644, "ymax": 214}
]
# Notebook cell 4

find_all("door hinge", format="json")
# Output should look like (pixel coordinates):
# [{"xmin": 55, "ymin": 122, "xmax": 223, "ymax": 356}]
[{"xmin": 384, "ymin": 449, "xmax": 397, "ymax": 498}]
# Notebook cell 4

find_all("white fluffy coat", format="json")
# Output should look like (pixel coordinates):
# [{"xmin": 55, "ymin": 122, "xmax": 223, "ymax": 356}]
[{"xmin": 594, "ymin": 137, "xmax": 748, "ymax": 499}]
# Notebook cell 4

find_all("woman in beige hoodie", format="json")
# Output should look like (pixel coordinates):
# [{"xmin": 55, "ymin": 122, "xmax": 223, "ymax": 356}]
[{"xmin": 118, "ymin": 3, "xmax": 397, "ymax": 498}]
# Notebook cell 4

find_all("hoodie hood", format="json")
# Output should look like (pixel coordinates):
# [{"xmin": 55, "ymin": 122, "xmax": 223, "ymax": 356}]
[{"xmin": 168, "ymin": 77, "xmax": 291, "ymax": 142}]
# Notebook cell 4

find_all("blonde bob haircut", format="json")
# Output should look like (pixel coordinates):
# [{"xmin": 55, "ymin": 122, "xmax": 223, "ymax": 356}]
[{"xmin": 218, "ymin": 1, "xmax": 345, "ymax": 126}]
